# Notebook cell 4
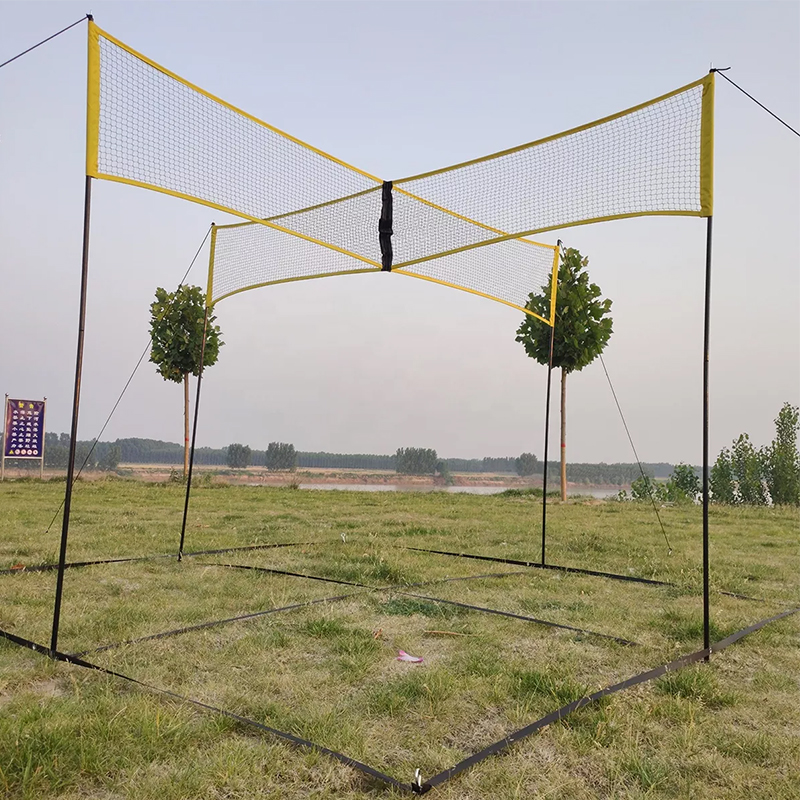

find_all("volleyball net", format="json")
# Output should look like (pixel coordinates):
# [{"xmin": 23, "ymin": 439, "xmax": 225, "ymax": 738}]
[{"xmin": 87, "ymin": 20, "xmax": 714, "ymax": 324}]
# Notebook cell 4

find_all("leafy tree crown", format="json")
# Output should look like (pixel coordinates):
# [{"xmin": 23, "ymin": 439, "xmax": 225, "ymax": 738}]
[
  {"xmin": 226, "ymin": 443, "xmax": 252, "ymax": 469},
  {"xmin": 395, "ymin": 447, "xmax": 438, "ymax": 476},
  {"xmin": 516, "ymin": 248, "xmax": 613, "ymax": 373},
  {"xmin": 265, "ymin": 442, "xmax": 297, "ymax": 471},
  {"xmin": 764, "ymin": 403, "xmax": 800, "ymax": 505},
  {"xmin": 669, "ymin": 463, "xmax": 701, "ymax": 500},
  {"xmin": 149, "ymin": 285, "xmax": 223, "ymax": 383},
  {"xmin": 515, "ymin": 452, "xmax": 539, "ymax": 477}
]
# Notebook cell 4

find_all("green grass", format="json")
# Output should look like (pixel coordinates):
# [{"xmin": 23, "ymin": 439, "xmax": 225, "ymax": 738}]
[{"xmin": 0, "ymin": 478, "xmax": 798, "ymax": 799}]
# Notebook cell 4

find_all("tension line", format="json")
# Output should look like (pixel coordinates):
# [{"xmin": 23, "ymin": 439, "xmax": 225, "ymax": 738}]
[
  {"xmin": 713, "ymin": 68, "xmax": 800, "ymax": 138},
  {"xmin": 0, "ymin": 15, "xmax": 90, "ymax": 70},
  {"xmin": 39, "ymin": 226, "xmax": 212, "ymax": 539},
  {"xmin": 599, "ymin": 354, "xmax": 672, "ymax": 553}
]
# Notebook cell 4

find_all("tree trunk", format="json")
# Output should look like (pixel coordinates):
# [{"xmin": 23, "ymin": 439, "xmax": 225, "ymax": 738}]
[
  {"xmin": 183, "ymin": 372, "xmax": 190, "ymax": 478},
  {"xmin": 560, "ymin": 368, "xmax": 567, "ymax": 501}
]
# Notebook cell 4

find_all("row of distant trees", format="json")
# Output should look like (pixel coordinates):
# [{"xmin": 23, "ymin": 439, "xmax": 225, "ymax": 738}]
[
  {"xmin": 226, "ymin": 442, "xmax": 298, "ymax": 471},
  {"xmin": 40, "ymin": 411, "xmax": 796, "ymax": 505},
  {"xmin": 226, "ymin": 445, "xmax": 540, "ymax": 476},
  {"xmin": 389, "ymin": 448, "xmax": 537, "ymax": 477},
  {"xmin": 144, "ymin": 246, "xmax": 610, "ymax": 492},
  {"xmin": 42, "ymin": 433, "xmax": 120, "ymax": 471},
  {"xmin": 144, "ymin": 253, "xmax": 796, "ymax": 507},
  {"xmin": 31, "ymin": 434, "xmax": 675, "ymax": 484},
  {"xmin": 622, "ymin": 404, "xmax": 799, "ymax": 506}
]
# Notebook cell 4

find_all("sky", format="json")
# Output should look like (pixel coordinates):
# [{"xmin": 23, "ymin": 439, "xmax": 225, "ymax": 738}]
[{"xmin": 1, "ymin": 1, "xmax": 798, "ymax": 464}]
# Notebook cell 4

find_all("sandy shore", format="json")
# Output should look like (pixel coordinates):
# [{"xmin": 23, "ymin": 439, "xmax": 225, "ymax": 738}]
[{"xmin": 3, "ymin": 464, "xmax": 628, "ymax": 494}]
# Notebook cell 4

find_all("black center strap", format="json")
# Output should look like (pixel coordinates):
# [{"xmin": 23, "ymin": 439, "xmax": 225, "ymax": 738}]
[
  {"xmin": 0, "ymin": 553, "xmax": 173, "ymax": 575},
  {"xmin": 379, "ymin": 181, "xmax": 393, "ymax": 271},
  {"xmin": 397, "ymin": 546, "xmax": 768, "ymax": 602},
  {"xmin": 68, "ymin": 568, "xmax": 552, "ymax": 657}
]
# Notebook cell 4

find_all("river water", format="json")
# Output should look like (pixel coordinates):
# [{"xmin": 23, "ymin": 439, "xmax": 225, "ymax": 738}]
[{"xmin": 294, "ymin": 484, "xmax": 622, "ymax": 498}]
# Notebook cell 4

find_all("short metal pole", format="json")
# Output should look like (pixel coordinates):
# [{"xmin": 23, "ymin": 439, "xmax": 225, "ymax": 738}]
[
  {"xmin": 541, "ymin": 320, "xmax": 555, "ymax": 565},
  {"xmin": 178, "ymin": 307, "xmax": 209, "ymax": 560}
]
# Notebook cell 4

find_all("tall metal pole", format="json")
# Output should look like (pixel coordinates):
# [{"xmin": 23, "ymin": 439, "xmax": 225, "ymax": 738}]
[
  {"xmin": 178, "ymin": 306, "xmax": 210, "ymax": 561},
  {"xmin": 541, "ymin": 321, "xmax": 555, "ymax": 565},
  {"xmin": 51, "ymin": 175, "xmax": 93, "ymax": 655},
  {"xmin": 702, "ymin": 215, "xmax": 713, "ymax": 658}
]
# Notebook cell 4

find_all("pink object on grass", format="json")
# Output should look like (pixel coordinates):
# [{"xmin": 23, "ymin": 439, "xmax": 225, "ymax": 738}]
[{"xmin": 396, "ymin": 650, "xmax": 423, "ymax": 663}]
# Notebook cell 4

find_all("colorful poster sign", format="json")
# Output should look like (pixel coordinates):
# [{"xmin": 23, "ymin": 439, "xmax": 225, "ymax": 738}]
[{"xmin": 3, "ymin": 398, "xmax": 46, "ymax": 459}]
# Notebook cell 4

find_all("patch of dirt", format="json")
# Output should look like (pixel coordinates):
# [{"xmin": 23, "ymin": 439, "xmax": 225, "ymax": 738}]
[{"xmin": 0, "ymin": 677, "xmax": 65, "ymax": 707}]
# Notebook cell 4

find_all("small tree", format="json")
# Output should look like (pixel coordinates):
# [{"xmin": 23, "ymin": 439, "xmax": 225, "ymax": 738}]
[
  {"xmin": 482, "ymin": 456, "xmax": 516, "ymax": 473},
  {"xmin": 711, "ymin": 403, "xmax": 799, "ymax": 506},
  {"xmin": 149, "ymin": 285, "xmax": 223, "ymax": 476},
  {"xmin": 75, "ymin": 441, "xmax": 97, "ymax": 472},
  {"xmin": 516, "ymin": 248, "xmax": 613, "ymax": 500},
  {"xmin": 395, "ymin": 447, "xmax": 438, "ymax": 475},
  {"xmin": 667, "ymin": 463, "xmax": 701, "ymax": 502},
  {"xmin": 226, "ymin": 443, "xmax": 252, "ymax": 469},
  {"xmin": 631, "ymin": 473, "xmax": 666, "ymax": 502},
  {"xmin": 97, "ymin": 445, "xmax": 120, "ymax": 472},
  {"xmin": 265, "ymin": 442, "xmax": 297, "ymax": 471},
  {"xmin": 764, "ymin": 403, "xmax": 800, "ymax": 506},
  {"xmin": 515, "ymin": 452, "xmax": 539, "ymax": 477},
  {"xmin": 730, "ymin": 434, "xmax": 768, "ymax": 505},
  {"xmin": 435, "ymin": 459, "xmax": 454, "ymax": 485},
  {"xmin": 44, "ymin": 432, "xmax": 69, "ymax": 469},
  {"xmin": 710, "ymin": 448, "xmax": 736, "ymax": 504}
]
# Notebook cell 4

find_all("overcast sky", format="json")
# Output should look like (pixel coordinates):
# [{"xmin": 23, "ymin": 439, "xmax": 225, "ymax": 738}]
[{"xmin": 1, "ymin": 1, "xmax": 798, "ymax": 463}]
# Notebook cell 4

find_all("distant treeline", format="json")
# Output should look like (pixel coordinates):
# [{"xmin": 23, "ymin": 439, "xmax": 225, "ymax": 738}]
[{"xmin": 27, "ymin": 434, "xmax": 677, "ymax": 484}]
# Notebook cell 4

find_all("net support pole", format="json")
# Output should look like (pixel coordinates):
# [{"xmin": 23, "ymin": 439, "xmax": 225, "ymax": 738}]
[
  {"xmin": 178, "ymin": 306, "xmax": 210, "ymax": 561},
  {"xmin": 51, "ymin": 175, "xmax": 93, "ymax": 655},
  {"xmin": 702, "ymin": 215, "xmax": 713, "ymax": 659},
  {"xmin": 541, "ymin": 317, "xmax": 556, "ymax": 565}
]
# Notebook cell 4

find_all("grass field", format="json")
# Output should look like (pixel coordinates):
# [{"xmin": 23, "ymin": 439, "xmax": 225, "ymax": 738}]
[{"xmin": 0, "ymin": 478, "xmax": 798, "ymax": 799}]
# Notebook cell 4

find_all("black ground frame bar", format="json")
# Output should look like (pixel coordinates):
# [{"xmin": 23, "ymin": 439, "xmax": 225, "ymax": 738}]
[
  {"xmin": 71, "ymin": 561, "xmax": 638, "ymax": 656},
  {"xmin": 0, "ymin": 540, "xmax": 313, "ymax": 576},
  {"xmin": 400, "ymin": 545, "xmax": 673, "ymax": 586},
  {"xmin": 2, "ymin": 605, "xmax": 797, "ymax": 794}
]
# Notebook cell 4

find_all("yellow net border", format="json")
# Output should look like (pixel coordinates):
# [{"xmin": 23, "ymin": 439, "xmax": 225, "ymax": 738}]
[
  {"xmin": 206, "ymin": 222, "xmax": 560, "ymax": 326},
  {"xmin": 85, "ymin": 20, "xmax": 714, "ymax": 327}
]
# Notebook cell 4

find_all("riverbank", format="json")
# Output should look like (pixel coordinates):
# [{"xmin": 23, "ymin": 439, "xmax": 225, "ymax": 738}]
[{"xmin": 1, "ymin": 463, "xmax": 630, "ymax": 497}]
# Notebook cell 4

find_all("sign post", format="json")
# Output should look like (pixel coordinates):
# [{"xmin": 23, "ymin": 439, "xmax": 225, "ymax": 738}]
[{"xmin": 2, "ymin": 396, "xmax": 47, "ymax": 480}]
